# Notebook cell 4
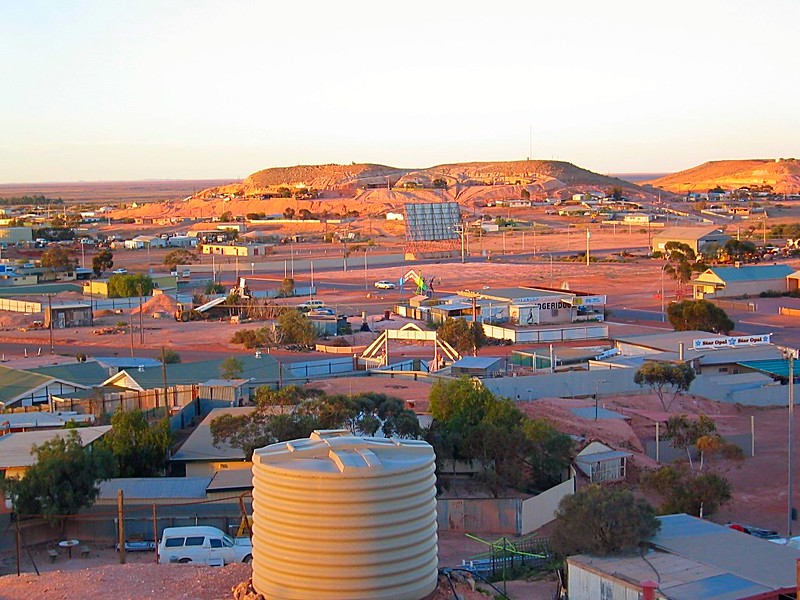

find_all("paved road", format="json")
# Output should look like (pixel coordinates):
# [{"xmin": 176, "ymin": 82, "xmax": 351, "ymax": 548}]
[{"xmin": 608, "ymin": 307, "xmax": 794, "ymax": 346}]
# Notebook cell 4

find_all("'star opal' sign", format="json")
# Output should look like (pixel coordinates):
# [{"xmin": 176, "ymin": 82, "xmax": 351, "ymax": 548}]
[{"xmin": 692, "ymin": 334, "xmax": 771, "ymax": 351}]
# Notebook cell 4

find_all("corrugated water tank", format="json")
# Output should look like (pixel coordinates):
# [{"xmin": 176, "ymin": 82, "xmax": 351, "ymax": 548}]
[{"xmin": 251, "ymin": 429, "xmax": 438, "ymax": 600}]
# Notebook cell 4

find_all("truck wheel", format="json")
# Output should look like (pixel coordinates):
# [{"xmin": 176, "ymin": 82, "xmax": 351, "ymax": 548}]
[
  {"xmin": 243, "ymin": 554, "xmax": 252, "ymax": 564},
  {"xmin": 178, "ymin": 558, "xmax": 191, "ymax": 563},
  {"xmin": 180, "ymin": 313, "xmax": 189, "ymax": 322}
]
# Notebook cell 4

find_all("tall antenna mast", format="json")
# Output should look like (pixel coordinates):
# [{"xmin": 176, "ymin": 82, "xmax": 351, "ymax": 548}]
[{"xmin": 529, "ymin": 125, "xmax": 532, "ymax": 161}]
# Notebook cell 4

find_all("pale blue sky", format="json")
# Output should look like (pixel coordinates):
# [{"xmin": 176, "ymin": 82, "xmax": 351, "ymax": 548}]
[{"xmin": 1, "ymin": 0, "xmax": 798, "ymax": 182}]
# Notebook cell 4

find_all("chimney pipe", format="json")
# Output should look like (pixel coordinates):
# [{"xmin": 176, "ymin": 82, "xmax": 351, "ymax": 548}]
[{"xmin": 679, "ymin": 342, "xmax": 684, "ymax": 362}]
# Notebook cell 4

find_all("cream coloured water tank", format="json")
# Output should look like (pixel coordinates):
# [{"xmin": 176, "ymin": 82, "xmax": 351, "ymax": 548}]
[{"xmin": 251, "ymin": 429, "xmax": 438, "ymax": 600}]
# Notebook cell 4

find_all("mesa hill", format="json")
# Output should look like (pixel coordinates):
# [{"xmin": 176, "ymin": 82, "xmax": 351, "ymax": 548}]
[
  {"xmin": 211, "ymin": 160, "xmax": 642, "ymax": 196},
  {"xmin": 111, "ymin": 160, "xmax": 650, "ymax": 221},
  {"xmin": 645, "ymin": 158, "xmax": 800, "ymax": 194}
]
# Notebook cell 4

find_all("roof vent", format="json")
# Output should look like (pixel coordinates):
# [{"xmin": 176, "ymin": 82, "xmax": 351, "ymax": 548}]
[{"xmin": 137, "ymin": 365, "xmax": 145, "ymax": 372}]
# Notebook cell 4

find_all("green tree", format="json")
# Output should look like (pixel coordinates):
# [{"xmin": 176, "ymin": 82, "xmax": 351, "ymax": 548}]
[
  {"xmin": 641, "ymin": 463, "xmax": 731, "ymax": 518},
  {"xmin": 99, "ymin": 410, "xmax": 172, "ymax": 477},
  {"xmin": 219, "ymin": 211, "xmax": 233, "ymax": 222},
  {"xmin": 722, "ymin": 239, "xmax": 757, "ymax": 263},
  {"xmin": 432, "ymin": 178, "xmax": 447, "ymax": 189},
  {"xmin": 552, "ymin": 485, "xmax": 660, "ymax": 556},
  {"xmin": 279, "ymin": 278, "xmax": 295, "ymax": 297},
  {"xmin": 283, "ymin": 206, "xmax": 295, "ymax": 218},
  {"xmin": 667, "ymin": 299, "xmax": 734, "ymax": 334},
  {"xmin": 230, "ymin": 327, "xmax": 278, "ymax": 350},
  {"xmin": 91, "ymin": 249, "xmax": 114, "ymax": 276},
  {"xmin": 607, "ymin": 186, "xmax": 624, "ymax": 202},
  {"xmin": 633, "ymin": 362, "xmax": 696, "ymax": 411},
  {"xmin": 107, "ymin": 273, "xmax": 154, "ymax": 298},
  {"xmin": 522, "ymin": 418, "xmax": 574, "ymax": 492},
  {"xmin": 0, "ymin": 430, "xmax": 115, "ymax": 531},
  {"xmin": 277, "ymin": 309, "xmax": 317, "ymax": 345},
  {"xmin": 220, "ymin": 356, "xmax": 244, "ymax": 379},
  {"xmin": 663, "ymin": 241, "xmax": 696, "ymax": 289},
  {"xmin": 211, "ymin": 388, "xmax": 419, "ymax": 460},
  {"xmin": 426, "ymin": 377, "xmax": 567, "ymax": 495},
  {"xmin": 438, "ymin": 317, "xmax": 487, "ymax": 356},
  {"xmin": 40, "ymin": 246, "xmax": 78, "ymax": 272},
  {"xmin": 162, "ymin": 348, "xmax": 181, "ymax": 364},
  {"xmin": 205, "ymin": 280, "xmax": 225, "ymax": 294},
  {"xmin": 164, "ymin": 249, "xmax": 198, "ymax": 270}
]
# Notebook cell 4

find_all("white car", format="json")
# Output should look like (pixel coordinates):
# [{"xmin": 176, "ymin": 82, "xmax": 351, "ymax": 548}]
[
  {"xmin": 374, "ymin": 280, "xmax": 396, "ymax": 289},
  {"xmin": 112, "ymin": 268, "xmax": 127, "ymax": 274},
  {"xmin": 158, "ymin": 526, "xmax": 252, "ymax": 565},
  {"xmin": 297, "ymin": 299, "xmax": 325, "ymax": 311}
]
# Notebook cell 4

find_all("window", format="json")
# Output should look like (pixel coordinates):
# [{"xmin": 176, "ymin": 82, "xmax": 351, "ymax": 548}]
[
  {"xmin": 210, "ymin": 538, "xmax": 222, "ymax": 548},
  {"xmin": 185, "ymin": 536, "xmax": 205, "ymax": 546},
  {"xmin": 164, "ymin": 538, "xmax": 184, "ymax": 548},
  {"xmin": 222, "ymin": 534, "xmax": 235, "ymax": 548}
]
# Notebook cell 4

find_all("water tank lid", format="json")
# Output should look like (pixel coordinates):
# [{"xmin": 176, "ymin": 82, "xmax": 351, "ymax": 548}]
[{"xmin": 253, "ymin": 430, "xmax": 434, "ymax": 475}]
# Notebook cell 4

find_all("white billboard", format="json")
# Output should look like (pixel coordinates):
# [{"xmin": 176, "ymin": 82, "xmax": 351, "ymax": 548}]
[{"xmin": 692, "ymin": 334, "xmax": 771, "ymax": 351}]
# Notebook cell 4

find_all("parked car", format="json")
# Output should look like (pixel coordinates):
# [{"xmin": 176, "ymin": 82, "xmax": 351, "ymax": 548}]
[
  {"xmin": 374, "ymin": 280, "xmax": 396, "ymax": 289},
  {"xmin": 157, "ymin": 526, "xmax": 252, "ymax": 565},
  {"xmin": 112, "ymin": 268, "xmax": 127, "ymax": 274},
  {"xmin": 297, "ymin": 299, "xmax": 325, "ymax": 311},
  {"xmin": 309, "ymin": 307, "xmax": 335, "ymax": 316}
]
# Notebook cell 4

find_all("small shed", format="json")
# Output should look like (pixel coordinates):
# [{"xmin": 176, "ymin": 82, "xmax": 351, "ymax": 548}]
[
  {"xmin": 450, "ymin": 356, "xmax": 503, "ymax": 377},
  {"xmin": 44, "ymin": 302, "xmax": 93, "ymax": 329},
  {"xmin": 574, "ymin": 441, "xmax": 632, "ymax": 483}
]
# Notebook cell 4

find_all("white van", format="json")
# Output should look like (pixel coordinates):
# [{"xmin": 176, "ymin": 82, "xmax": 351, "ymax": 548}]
[{"xmin": 157, "ymin": 526, "xmax": 252, "ymax": 565}]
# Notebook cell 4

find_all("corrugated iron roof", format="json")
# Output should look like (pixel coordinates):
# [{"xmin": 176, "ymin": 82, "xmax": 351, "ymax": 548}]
[
  {"xmin": 28, "ymin": 361, "xmax": 111, "ymax": 387},
  {"xmin": 171, "ymin": 407, "xmax": 254, "ymax": 462},
  {"xmin": 652, "ymin": 514, "xmax": 800, "ymax": 590},
  {"xmin": 0, "ymin": 365, "xmax": 52, "ymax": 406},
  {"xmin": 570, "ymin": 407, "xmax": 627, "ymax": 420},
  {"xmin": 652, "ymin": 226, "xmax": 728, "ymax": 241},
  {"xmin": 706, "ymin": 264, "xmax": 794, "ymax": 283},
  {"xmin": 738, "ymin": 359, "xmax": 797, "ymax": 379},
  {"xmin": 97, "ymin": 477, "xmax": 212, "ymax": 500},
  {"xmin": 451, "ymin": 356, "xmax": 502, "ymax": 369},
  {"xmin": 0, "ymin": 426, "xmax": 111, "ymax": 469}
]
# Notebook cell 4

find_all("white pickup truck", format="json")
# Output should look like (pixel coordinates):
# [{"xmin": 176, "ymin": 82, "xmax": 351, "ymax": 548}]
[{"xmin": 157, "ymin": 526, "xmax": 252, "ymax": 566}]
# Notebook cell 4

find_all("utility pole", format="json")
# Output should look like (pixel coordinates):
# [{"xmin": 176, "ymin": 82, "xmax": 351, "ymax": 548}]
[
  {"xmin": 128, "ymin": 311, "xmax": 134, "ymax": 358},
  {"xmin": 789, "ymin": 354, "xmax": 795, "ymax": 538},
  {"xmin": 585, "ymin": 229, "xmax": 591, "ymax": 266},
  {"xmin": 117, "ymin": 490, "xmax": 126, "ymax": 564},
  {"xmin": 47, "ymin": 294, "xmax": 54, "ymax": 354},
  {"xmin": 161, "ymin": 346, "xmax": 169, "ymax": 413},
  {"xmin": 137, "ymin": 284, "xmax": 144, "ymax": 345}
]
